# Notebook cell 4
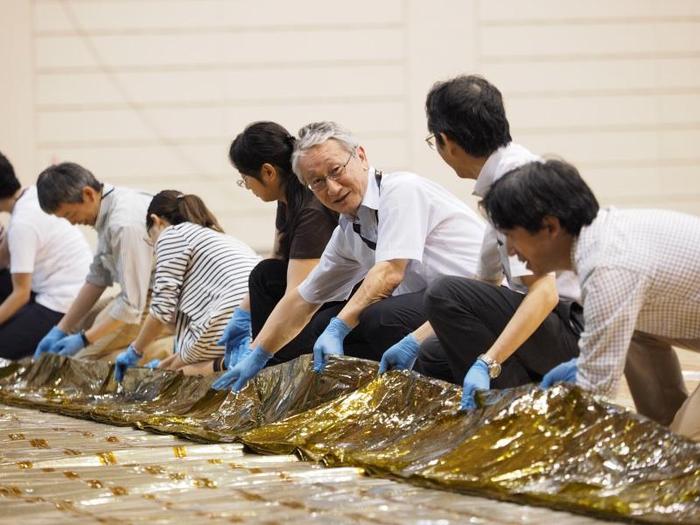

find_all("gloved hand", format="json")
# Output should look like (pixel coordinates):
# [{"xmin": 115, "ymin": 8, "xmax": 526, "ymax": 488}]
[
  {"xmin": 540, "ymin": 358, "xmax": 578, "ymax": 389},
  {"xmin": 378, "ymin": 334, "xmax": 420, "ymax": 374},
  {"xmin": 33, "ymin": 326, "xmax": 67, "ymax": 360},
  {"xmin": 313, "ymin": 317, "xmax": 351, "ymax": 373},
  {"xmin": 218, "ymin": 309, "xmax": 252, "ymax": 369},
  {"xmin": 145, "ymin": 359, "xmax": 160, "ymax": 369},
  {"xmin": 114, "ymin": 345, "xmax": 142, "ymax": 383},
  {"xmin": 227, "ymin": 335, "xmax": 252, "ymax": 369},
  {"xmin": 461, "ymin": 359, "xmax": 491, "ymax": 410},
  {"xmin": 54, "ymin": 333, "xmax": 87, "ymax": 357},
  {"xmin": 211, "ymin": 346, "xmax": 272, "ymax": 392}
]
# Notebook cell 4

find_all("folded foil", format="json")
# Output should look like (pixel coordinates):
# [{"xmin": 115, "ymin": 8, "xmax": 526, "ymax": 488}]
[{"xmin": 0, "ymin": 353, "xmax": 697, "ymax": 524}]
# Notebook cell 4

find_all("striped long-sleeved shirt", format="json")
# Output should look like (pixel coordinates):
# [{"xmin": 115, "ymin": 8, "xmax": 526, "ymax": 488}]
[{"xmin": 150, "ymin": 222, "xmax": 261, "ymax": 364}]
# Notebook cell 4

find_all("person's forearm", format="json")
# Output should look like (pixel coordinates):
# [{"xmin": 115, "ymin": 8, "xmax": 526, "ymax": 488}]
[
  {"xmin": 0, "ymin": 232, "xmax": 9, "ymax": 270},
  {"xmin": 131, "ymin": 314, "xmax": 164, "ymax": 353},
  {"xmin": 411, "ymin": 321, "xmax": 435, "ymax": 344},
  {"xmin": 485, "ymin": 274, "xmax": 558, "ymax": 364},
  {"xmin": 238, "ymin": 294, "xmax": 250, "ymax": 312},
  {"xmin": 252, "ymin": 288, "xmax": 320, "ymax": 354},
  {"xmin": 336, "ymin": 260, "xmax": 407, "ymax": 328},
  {"xmin": 84, "ymin": 315, "xmax": 126, "ymax": 344},
  {"xmin": 0, "ymin": 290, "xmax": 30, "ymax": 325},
  {"xmin": 58, "ymin": 282, "xmax": 106, "ymax": 333}
]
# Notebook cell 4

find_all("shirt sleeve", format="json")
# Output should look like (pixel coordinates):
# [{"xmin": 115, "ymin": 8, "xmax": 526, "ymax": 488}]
[
  {"xmin": 297, "ymin": 226, "xmax": 365, "ymax": 304},
  {"xmin": 149, "ymin": 228, "xmax": 191, "ymax": 324},
  {"xmin": 107, "ymin": 224, "xmax": 154, "ymax": 324},
  {"xmin": 576, "ymin": 266, "xmax": 649, "ymax": 396},
  {"xmin": 374, "ymin": 179, "xmax": 430, "ymax": 263},
  {"xmin": 288, "ymin": 204, "xmax": 337, "ymax": 259},
  {"xmin": 7, "ymin": 222, "xmax": 39, "ymax": 274}
]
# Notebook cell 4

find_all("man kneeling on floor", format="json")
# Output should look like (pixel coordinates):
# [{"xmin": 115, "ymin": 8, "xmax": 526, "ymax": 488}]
[
  {"xmin": 33, "ymin": 162, "xmax": 155, "ymax": 361},
  {"xmin": 483, "ymin": 158, "xmax": 700, "ymax": 441},
  {"xmin": 213, "ymin": 120, "xmax": 486, "ymax": 391}
]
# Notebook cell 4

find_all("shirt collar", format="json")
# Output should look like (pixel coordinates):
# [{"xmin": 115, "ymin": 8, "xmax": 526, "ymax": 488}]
[
  {"xmin": 473, "ymin": 142, "xmax": 539, "ymax": 198},
  {"xmin": 94, "ymin": 184, "xmax": 115, "ymax": 231},
  {"xmin": 571, "ymin": 208, "xmax": 608, "ymax": 273},
  {"xmin": 340, "ymin": 166, "xmax": 380, "ymax": 225}
]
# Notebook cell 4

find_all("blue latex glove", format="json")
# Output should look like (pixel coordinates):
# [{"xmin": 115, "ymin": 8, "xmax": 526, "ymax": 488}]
[
  {"xmin": 218, "ymin": 309, "xmax": 252, "ymax": 369},
  {"xmin": 378, "ymin": 334, "xmax": 420, "ymax": 374},
  {"xmin": 114, "ymin": 345, "xmax": 142, "ymax": 383},
  {"xmin": 227, "ymin": 335, "xmax": 252, "ymax": 369},
  {"xmin": 461, "ymin": 359, "xmax": 491, "ymax": 410},
  {"xmin": 145, "ymin": 359, "xmax": 160, "ymax": 369},
  {"xmin": 540, "ymin": 358, "xmax": 578, "ymax": 389},
  {"xmin": 211, "ymin": 346, "xmax": 272, "ymax": 392},
  {"xmin": 54, "ymin": 333, "xmax": 87, "ymax": 357},
  {"xmin": 34, "ymin": 326, "xmax": 67, "ymax": 360},
  {"xmin": 313, "ymin": 317, "xmax": 351, "ymax": 373}
]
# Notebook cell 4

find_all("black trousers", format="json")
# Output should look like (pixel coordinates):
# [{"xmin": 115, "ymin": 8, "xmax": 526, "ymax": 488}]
[
  {"xmin": 248, "ymin": 258, "xmax": 426, "ymax": 364},
  {"xmin": 0, "ymin": 270, "xmax": 64, "ymax": 360},
  {"xmin": 415, "ymin": 275, "xmax": 582, "ymax": 387}
]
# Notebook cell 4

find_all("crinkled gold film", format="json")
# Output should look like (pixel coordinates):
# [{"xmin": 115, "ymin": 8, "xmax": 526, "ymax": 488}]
[{"xmin": 0, "ymin": 353, "xmax": 697, "ymax": 523}]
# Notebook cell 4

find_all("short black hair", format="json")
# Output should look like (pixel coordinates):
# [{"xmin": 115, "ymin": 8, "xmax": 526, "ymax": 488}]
[
  {"xmin": 483, "ymin": 159, "xmax": 599, "ymax": 236},
  {"xmin": 425, "ymin": 75, "xmax": 512, "ymax": 157},
  {"xmin": 0, "ymin": 151, "xmax": 20, "ymax": 199},
  {"xmin": 36, "ymin": 162, "xmax": 103, "ymax": 213}
]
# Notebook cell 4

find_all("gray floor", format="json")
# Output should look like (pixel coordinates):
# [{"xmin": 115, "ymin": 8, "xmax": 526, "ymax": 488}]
[{"xmin": 0, "ymin": 404, "xmax": 614, "ymax": 524}]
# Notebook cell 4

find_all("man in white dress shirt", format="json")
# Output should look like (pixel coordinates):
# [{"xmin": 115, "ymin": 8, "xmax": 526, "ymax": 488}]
[
  {"xmin": 380, "ymin": 75, "xmax": 583, "ymax": 411},
  {"xmin": 212, "ymin": 121, "xmax": 486, "ymax": 392},
  {"xmin": 483, "ymin": 158, "xmax": 700, "ymax": 441}
]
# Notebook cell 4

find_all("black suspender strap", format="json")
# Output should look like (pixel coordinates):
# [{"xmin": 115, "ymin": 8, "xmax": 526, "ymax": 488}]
[{"xmin": 352, "ymin": 169, "xmax": 383, "ymax": 251}]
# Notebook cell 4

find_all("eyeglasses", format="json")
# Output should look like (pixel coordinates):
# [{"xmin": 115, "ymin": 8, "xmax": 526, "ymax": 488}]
[
  {"xmin": 236, "ymin": 177, "xmax": 248, "ymax": 188},
  {"xmin": 425, "ymin": 133, "xmax": 437, "ymax": 150},
  {"xmin": 306, "ymin": 150, "xmax": 355, "ymax": 192}
]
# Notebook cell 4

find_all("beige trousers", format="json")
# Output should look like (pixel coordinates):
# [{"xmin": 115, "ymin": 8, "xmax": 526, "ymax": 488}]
[
  {"xmin": 73, "ymin": 295, "xmax": 174, "ymax": 364},
  {"xmin": 624, "ymin": 331, "xmax": 700, "ymax": 441}
]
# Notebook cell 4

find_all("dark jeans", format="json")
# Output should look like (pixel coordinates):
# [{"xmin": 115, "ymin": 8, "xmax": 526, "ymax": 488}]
[
  {"xmin": 248, "ymin": 259, "xmax": 336, "ymax": 364},
  {"xmin": 0, "ymin": 270, "xmax": 64, "ymax": 360},
  {"xmin": 415, "ymin": 276, "xmax": 582, "ymax": 386},
  {"xmin": 248, "ymin": 258, "xmax": 427, "ymax": 364}
]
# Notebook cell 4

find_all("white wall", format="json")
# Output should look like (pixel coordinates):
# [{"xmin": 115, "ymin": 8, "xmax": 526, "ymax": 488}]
[{"xmin": 1, "ymin": 0, "xmax": 698, "ymax": 251}]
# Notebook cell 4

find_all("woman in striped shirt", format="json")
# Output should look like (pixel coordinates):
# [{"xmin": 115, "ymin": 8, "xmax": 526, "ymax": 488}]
[{"xmin": 113, "ymin": 191, "xmax": 260, "ymax": 381}]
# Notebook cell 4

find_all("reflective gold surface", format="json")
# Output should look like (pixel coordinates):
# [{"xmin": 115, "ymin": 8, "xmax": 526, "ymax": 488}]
[{"xmin": 0, "ymin": 354, "xmax": 697, "ymax": 524}]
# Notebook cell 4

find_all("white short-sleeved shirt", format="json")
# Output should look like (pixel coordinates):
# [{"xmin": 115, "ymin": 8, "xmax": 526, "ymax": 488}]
[
  {"xmin": 8, "ymin": 186, "xmax": 92, "ymax": 313},
  {"xmin": 473, "ymin": 143, "xmax": 580, "ymax": 301},
  {"xmin": 298, "ymin": 167, "xmax": 486, "ymax": 304}
]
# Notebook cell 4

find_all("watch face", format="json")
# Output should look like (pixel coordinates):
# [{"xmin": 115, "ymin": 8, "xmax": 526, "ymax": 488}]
[{"xmin": 489, "ymin": 363, "xmax": 501, "ymax": 379}]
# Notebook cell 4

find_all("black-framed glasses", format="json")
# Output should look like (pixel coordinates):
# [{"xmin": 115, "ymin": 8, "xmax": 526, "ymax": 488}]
[
  {"xmin": 425, "ymin": 133, "xmax": 437, "ymax": 150},
  {"xmin": 306, "ymin": 150, "xmax": 355, "ymax": 192}
]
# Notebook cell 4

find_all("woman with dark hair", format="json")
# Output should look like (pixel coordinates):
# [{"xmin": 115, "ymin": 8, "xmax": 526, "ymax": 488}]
[
  {"xmin": 221, "ymin": 121, "xmax": 338, "ymax": 366},
  {"xmin": 113, "ymin": 190, "xmax": 260, "ymax": 381}
]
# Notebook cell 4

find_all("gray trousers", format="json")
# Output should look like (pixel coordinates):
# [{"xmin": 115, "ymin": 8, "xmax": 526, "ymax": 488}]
[{"xmin": 625, "ymin": 331, "xmax": 700, "ymax": 441}]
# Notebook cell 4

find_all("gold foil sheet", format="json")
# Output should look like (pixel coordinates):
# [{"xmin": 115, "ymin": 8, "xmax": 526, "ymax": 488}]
[{"xmin": 0, "ymin": 353, "xmax": 698, "ymax": 524}]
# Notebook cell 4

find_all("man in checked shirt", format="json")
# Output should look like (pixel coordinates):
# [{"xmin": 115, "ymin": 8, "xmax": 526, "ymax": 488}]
[{"xmin": 483, "ymin": 158, "xmax": 700, "ymax": 441}]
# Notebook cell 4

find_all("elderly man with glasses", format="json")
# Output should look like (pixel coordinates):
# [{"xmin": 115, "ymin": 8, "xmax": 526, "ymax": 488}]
[{"xmin": 213, "ymin": 121, "xmax": 486, "ymax": 391}]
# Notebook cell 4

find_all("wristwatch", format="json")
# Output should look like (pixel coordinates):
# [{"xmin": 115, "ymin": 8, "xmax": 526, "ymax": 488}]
[{"xmin": 477, "ymin": 354, "xmax": 502, "ymax": 379}]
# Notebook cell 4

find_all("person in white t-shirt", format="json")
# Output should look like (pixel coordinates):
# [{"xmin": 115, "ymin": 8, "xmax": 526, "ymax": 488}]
[{"xmin": 0, "ymin": 152, "xmax": 92, "ymax": 359}]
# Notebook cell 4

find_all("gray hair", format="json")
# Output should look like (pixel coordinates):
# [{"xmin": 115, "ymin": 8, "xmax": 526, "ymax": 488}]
[
  {"xmin": 291, "ymin": 121, "xmax": 359, "ymax": 183},
  {"xmin": 36, "ymin": 162, "xmax": 103, "ymax": 213}
]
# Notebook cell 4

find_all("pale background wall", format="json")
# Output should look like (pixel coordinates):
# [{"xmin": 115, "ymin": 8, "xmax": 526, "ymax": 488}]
[{"xmin": 1, "ymin": 0, "xmax": 698, "ymax": 252}]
